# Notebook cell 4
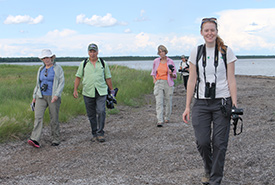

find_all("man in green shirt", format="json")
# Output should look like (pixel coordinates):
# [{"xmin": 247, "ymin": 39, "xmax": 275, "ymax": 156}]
[{"xmin": 73, "ymin": 43, "xmax": 115, "ymax": 142}]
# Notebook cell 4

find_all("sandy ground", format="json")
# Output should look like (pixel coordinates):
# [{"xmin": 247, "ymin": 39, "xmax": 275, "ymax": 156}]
[{"xmin": 0, "ymin": 75, "xmax": 274, "ymax": 185}]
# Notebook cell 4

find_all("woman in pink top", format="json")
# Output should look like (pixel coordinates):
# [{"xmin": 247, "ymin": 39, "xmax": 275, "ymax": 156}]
[{"xmin": 151, "ymin": 45, "xmax": 177, "ymax": 127}]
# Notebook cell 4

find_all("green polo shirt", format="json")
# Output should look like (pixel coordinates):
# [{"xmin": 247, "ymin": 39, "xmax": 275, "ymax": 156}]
[{"xmin": 75, "ymin": 58, "xmax": 112, "ymax": 98}]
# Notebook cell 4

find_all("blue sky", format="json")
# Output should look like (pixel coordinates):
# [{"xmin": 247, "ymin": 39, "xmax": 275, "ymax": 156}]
[{"xmin": 1, "ymin": 0, "xmax": 275, "ymax": 57}]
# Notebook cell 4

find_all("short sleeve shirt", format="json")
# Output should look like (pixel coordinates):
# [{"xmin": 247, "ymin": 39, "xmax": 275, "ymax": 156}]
[
  {"xmin": 188, "ymin": 46, "xmax": 237, "ymax": 99},
  {"xmin": 75, "ymin": 58, "xmax": 112, "ymax": 98}
]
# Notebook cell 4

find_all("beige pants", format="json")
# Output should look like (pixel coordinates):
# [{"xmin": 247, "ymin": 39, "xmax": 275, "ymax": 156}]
[
  {"xmin": 31, "ymin": 95, "xmax": 61, "ymax": 144},
  {"xmin": 153, "ymin": 80, "xmax": 174, "ymax": 123}
]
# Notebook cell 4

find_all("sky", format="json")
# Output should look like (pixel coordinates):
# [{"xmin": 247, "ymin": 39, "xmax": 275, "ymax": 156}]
[{"xmin": 1, "ymin": 0, "xmax": 275, "ymax": 57}]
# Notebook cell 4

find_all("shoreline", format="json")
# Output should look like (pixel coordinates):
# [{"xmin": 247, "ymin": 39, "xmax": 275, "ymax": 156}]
[{"xmin": 235, "ymin": 74, "xmax": 275, "ymax": 79}]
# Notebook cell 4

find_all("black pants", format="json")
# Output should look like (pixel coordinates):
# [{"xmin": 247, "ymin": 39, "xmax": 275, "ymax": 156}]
[
  {"xmin": 192, "ymin": 98, "xmax": 232, "ymax": 185},
  {"xmin": 183, "ymin": 75, "xmax": 189, "ymax": 90},
  {"xmin": 83, "ymin": 90, "xmax": 107, "ymax": 137}
]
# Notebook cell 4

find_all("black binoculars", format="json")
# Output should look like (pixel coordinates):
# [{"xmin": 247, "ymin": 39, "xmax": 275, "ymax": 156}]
[{"xmin": 205, "ymin": 82, "xmax": 216, "ymax": 99}]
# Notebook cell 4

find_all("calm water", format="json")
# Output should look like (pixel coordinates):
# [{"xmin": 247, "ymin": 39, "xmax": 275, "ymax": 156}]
[{"xmin": 1, "ymin": 58, "xmax": 275, "ymax": 77}]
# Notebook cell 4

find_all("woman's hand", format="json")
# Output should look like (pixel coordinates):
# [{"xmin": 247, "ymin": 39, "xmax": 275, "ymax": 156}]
[
  {"xmin": 153, "ymin": 77, "xmax": 157, "ymax": 84},
  {"xmin": 51, "ymin": 96, "xmax": 58, "ymax": 103},
  {"xmin": 182, "ymin": 108, "xmax": 190, "ymax": 124},
  {"xmin": 169, "ymin": 69, "xmax": 176, "ymax": 78}
]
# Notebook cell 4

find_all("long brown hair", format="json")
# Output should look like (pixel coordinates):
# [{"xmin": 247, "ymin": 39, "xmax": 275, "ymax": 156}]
[{"xmin": 216, "ymin": 36, "xmax": 226, "ymax": 54}]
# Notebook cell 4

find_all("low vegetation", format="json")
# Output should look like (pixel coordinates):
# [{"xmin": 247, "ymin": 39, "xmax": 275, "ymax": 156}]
[{"xmin": 0, "ymin": 64, "xmax": 181, "ymax": 142}]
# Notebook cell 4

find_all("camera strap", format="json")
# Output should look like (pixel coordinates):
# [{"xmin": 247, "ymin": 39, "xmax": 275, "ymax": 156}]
[
  {"xmin": 196, "ymin": 44, "xmax": 227, "ymax": 99},
  {"xmin": 202, "ymin": 44, "xmax": 219, "ymax": 95},
  {"xmin": 232, "ymin": 115, "xmax": 243, "ymax": 136},
  {"xmin": 83, "ymin": 57, "xmax": 105, "ymax": 77}
]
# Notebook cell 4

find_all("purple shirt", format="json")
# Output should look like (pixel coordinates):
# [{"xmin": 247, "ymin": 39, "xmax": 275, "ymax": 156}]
[{"xmin": 150, "ymin": 57, "xmax": 177, "ymax": 87}]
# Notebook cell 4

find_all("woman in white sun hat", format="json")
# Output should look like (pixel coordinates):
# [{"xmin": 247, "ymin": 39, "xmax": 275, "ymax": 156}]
[{"xmin": 28, "ymin": 49, "xmax": 65, "ymax": 148}]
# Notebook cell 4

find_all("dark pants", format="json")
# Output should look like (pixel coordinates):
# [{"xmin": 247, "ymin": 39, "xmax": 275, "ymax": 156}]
[
  {"xmin": 83, "ymin": 90, "xmax": 107, "ymax": 137},
  {"xmin": 183, "ymin": 75, "xmax": 189, "ymax": 90},
  {"xmin": 192, "ymin": 98, "xmax": 232, "ymax": 185}
]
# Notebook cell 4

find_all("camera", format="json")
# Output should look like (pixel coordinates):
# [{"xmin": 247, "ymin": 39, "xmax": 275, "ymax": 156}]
[
  {"xmin": 182, "ymin": 67, "xmax": 189, "ymax": 73},
  {"xmin": 231, "ymin": 106, "xmax": 243, "ymax": 119},
  {"xmin": 41, "ymin": 84, "xmax": 48, "ymax": 92},
  {"xmin": 205, "ymin": 82, "xmax": 216, "ymax": 99},
  {"xmin": 231, "ymin": 107, "xmax": 243, "ymax": 115},
  {"xmin": 106, "ymin": 88, "xmax": 118, "ymax": 109},
  {"xmin": 168, "ymin": 64, "xmax": 174, "ymax": 72},
  {"xmin": 231, "ymin": 106, "xmax": 244, "ymax": 136}
]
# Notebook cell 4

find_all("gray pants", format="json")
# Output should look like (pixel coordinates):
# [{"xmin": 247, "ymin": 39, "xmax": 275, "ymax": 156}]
[
  {"xmin": 153, "ymin": 80, "xmax": 174, "ymax": 123},
  {"xmin": 192, "ymin": 98, "xmax": 232, "ymax": 185},
  {"xmin": 31, "ymin": 95, "xmax": 61, "ymax": 144},
  {"xmin": 83, "ymin": 90, "xmax": 107, "ymax": 137}
]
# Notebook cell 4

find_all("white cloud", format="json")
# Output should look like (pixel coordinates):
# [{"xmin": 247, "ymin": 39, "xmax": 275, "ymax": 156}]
[
  {"xmin": 46, "ymin": 29, "xmax": 77, "ymax": 37},
  {"xmin": 217, "ymin": 8, "xmax": 275, "ymax": 53},
  {"xmin": 135, "ymin": 32, "xmax": 155, "ymax": 48},
  {"xmin": 135, "ymin": 9, "xmax": 149, "ymax": 22},
  {"xmin": 140, "ymin": 10, "xmax": 145, "ymax": 17},
  {"xmin": 3, "ymin": 8, "xmax": 275, "ymax": 57},
  {"xmin": 4, "ymin": 15, "xmax": 43, "ymax": 24},
  {"xmin": 76, "ymin": 13, "xmax": 127, "ymax": 27},
  {"xmin": 124, "ymin": 28, "xmax": 132, "ymax": 33},
  {"xmin": 0, "ymin": 30, "xmax": 196, "ymax": 57}
]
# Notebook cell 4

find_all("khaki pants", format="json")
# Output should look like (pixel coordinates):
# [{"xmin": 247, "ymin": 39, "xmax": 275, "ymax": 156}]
[
  {"xmin": 153, "ymin": 80, "xmax": 174, "ymax": 123},
  {"xmin": 31, "ymin": 95, "xmax": 61, "ymax": 144}
]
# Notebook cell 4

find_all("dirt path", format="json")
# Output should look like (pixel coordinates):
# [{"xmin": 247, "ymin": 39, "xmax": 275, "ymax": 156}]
[{"xmin": 0, "ymin": 75, "xmax": 274, "ymax": 185}]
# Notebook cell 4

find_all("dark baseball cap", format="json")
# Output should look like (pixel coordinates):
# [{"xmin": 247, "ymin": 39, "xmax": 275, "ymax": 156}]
[{"xmin": 88, "ymin": 43, "xmax": 98, "ymax": 51}]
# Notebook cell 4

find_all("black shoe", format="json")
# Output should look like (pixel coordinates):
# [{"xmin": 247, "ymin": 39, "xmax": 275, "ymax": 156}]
[
  {"xmin": 157, "ymin": 123, "xmax": 163, "ymax": 127},
  {"xmin": 51, "ymin": 143, "xmax": 59, "ymax": 146}
]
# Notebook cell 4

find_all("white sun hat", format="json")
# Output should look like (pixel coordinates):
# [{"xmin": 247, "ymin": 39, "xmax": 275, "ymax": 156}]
[{"xmin": 39, "ymin": 49, "xmax": 56, "ymax": 59}]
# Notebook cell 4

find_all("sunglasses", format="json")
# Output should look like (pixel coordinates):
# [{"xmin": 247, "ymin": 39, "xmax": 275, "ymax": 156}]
[
  {"xmin": 201, "ymin": 17, "xmax": 217, "ymax": 24},
  {"xmin": 44, "ymin": 69, "xmax": 48, "ymax": 77}
]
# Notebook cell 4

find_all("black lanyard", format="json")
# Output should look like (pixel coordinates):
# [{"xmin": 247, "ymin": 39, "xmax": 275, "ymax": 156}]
[{"xmin": 202, "ymin": 44, "xmax": 219, "ymax": 85}]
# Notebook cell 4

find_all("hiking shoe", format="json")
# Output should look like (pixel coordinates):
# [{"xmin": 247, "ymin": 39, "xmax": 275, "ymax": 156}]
[
  {"xmin": 201, "ymin": 173, "xmax": 210, "ymax": 185},
  {"xmin": 28, "ymin": 139, "xmax": 40, "ymax": 148},
  {"xmin": 97, "ymin": 136, "xmax": 105, "ymax": 142},
  {"xmin": 157, "ymin": 122, "xmax": 163, "ymax": 127},
  {"xmin": 91, "ymin": 136, "xmax": 97, "ymax": 142},
  {"xmin": 51, "ymin": 143, "xmax": 59, "ymax": 146}
]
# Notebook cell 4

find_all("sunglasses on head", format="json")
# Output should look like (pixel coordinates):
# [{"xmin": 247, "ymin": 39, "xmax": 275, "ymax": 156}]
[{"xmin": 201, "ymin": 17, "xmax": 217, "ymax": 24}]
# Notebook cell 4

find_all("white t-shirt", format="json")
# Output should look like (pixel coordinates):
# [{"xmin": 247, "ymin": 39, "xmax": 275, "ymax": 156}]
[
  {"xmin": 179, "ymin": 60, "xmax": 189, "ymax": 76},
  {"xmin": 188, "ymin": 45, "xmax": 237, "ymax": 99}
]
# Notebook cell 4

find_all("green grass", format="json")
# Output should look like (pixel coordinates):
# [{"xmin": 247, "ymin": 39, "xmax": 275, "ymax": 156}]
[{"xmin": 1, "ymin": 64, "xmax": 180, "ymax": 142}]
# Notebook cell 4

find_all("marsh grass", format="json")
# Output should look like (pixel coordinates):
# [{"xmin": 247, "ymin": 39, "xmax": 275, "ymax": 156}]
[{"xmin": 1, "ymin": 64, "xmax": 182, "ymax": 142}]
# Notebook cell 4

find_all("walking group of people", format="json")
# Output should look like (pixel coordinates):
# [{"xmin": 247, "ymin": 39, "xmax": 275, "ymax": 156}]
[
  {"xmin": 28, "ymin": 43, "xmax": 115, "ymax": 148},
  {"xmin": 27, "ymin": 17, "xmax": 238, "ymax": 185}
]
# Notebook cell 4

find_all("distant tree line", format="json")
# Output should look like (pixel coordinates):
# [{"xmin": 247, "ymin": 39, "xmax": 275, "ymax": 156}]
[
  {"xmin": 0, "ymin": 56, "xmax": 181, "ymax": 63},
  {"xmin": 0, "ymin": 55, "xmax": 274, "ymax": 63}
]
